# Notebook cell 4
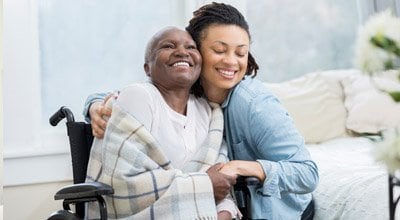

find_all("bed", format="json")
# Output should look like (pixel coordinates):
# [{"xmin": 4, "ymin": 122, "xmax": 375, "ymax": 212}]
[
  {"xmin": 307, "ymin": 137, "xmax": 392, "ymax": 219},
  {"xmin": 264, "ymin": 69, "xmax": 400, "ymax": 219}
]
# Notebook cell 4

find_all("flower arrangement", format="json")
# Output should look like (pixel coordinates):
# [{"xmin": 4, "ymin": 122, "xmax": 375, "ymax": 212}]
[
  {"xmin": 376, "ymin": 128, "xmax": 400, "ymax": 173},
  {"xmin": 354, "ymin": 10, "xmax": 400, "ymax": 173}
]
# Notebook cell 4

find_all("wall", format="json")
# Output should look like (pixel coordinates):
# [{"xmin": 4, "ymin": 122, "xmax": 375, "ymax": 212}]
[
  {"xmin": 4, "ymin": 181, "xmax": 69, "ymax": 220},
  {"xmin": 3, "ymin": 0, "xmax": 69, "ymax": 219},
  {"xmin": 1, "ymin": 0, "xmax": 4, "ymax": 218}
]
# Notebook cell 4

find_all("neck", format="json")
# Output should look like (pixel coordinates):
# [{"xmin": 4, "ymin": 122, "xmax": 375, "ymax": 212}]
[
  {"xmin": 157, "ymin": 86, "xmax": 190, "ymax": 115},
  {"xmin": 202, "ymin": 83, "xmax": 230, "ymax": 104}
]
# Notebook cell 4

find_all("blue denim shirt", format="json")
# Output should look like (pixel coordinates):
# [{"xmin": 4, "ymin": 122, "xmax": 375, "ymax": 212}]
[{"xmin": 222, "ymin": 77, "xmax": 319, "ymax": 219}]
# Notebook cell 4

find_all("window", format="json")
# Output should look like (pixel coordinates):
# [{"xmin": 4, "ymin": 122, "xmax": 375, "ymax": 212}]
[
  {"xmin": 40, "ymin": 0, "xmax": 179, "ymax": 124},
  {"xmin": 247, "ymin": 0, "xmax": 360, "ymax": 82},
  {"xmin": 4, "ymin": 0, "xmax": 190, "ymax": 185}
]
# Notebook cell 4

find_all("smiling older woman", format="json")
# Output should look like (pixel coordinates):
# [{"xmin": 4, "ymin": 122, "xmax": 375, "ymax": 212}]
[{"xmin": 85, "ymin": 27, "xmax": 239, "ymax": 219}]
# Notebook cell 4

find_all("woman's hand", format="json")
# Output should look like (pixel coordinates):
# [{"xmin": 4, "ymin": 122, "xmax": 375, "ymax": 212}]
[
  {"xmin": 89, "ymin": 94, "xmax": 116, "ymax": 138},
  {"xmin": 219, "ymin": 160, "xmax": 266, "ymax": 182},
  {"xmin": 218, "ymin": 161, "xmax": 240, "ymax": 178},
  {"xmin": 206, "ymin": 163, "xmax": 237, "ymax": 203},
  {"xmin": 217, "ymin": 211, "xmax": 232, "ymax": 220}
]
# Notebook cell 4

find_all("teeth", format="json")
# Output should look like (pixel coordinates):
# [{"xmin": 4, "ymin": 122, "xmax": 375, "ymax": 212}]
[
  {"xmin": 173, "ymin": 62, "xmax": 189, "ymax": 67},
  {"xmin": 219, "ymin": 69, "xmax": 235, "ymax": 76}
]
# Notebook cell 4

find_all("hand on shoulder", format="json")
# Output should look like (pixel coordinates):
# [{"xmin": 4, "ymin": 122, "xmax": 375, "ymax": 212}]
[{"xmin": 89, "ymin": 93, "xmax": 116, "ymax": 138}]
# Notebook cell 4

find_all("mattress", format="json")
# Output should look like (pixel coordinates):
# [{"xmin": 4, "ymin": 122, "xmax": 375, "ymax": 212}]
[{"xmin": 307, "ymin": 137, "xmax": 398, "ymax": 220}]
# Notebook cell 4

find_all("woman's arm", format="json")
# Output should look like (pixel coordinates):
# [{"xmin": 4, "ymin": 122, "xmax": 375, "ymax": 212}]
[
  {"xmin": 249, "ymin": 95, "xmax": 319, "ymax": 196},
  {"xmin": 82, "ymin": 92, "xmax": 117, "ymax": 138},
  {"xmin": 82, "ymin": 92, "xmax": 110, "ymax": 122}
]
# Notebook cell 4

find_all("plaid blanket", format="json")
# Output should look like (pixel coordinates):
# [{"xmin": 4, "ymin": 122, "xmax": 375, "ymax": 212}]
[{"xmin": 86, "ymin": 102, "xmax": 228, "ymax": 219}]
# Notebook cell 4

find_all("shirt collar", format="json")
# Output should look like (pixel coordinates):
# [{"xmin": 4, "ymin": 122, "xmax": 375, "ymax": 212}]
[
  {"xmin": 212, "ymin": 77, "xmax": 248, "ymax": 108},
  {"xmin": 221, "ymin": 86, "xmax": 236, "ymax": 109}
]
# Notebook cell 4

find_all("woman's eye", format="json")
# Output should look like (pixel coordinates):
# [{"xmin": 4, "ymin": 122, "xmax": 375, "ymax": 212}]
[
  {"xmin": 214, "ymin": 50, "xmax": 225, "ymax": 54},
  {"xmin": 236, "ymin": 50, "xmax": 248, "ymax": 57},
  {"xmin": 187, "ymin": 45, "xmax": 197, "ymax": 50},
  {"xmin": 162, "ymin": 44, "xmax": 174, "ymax": 49}
]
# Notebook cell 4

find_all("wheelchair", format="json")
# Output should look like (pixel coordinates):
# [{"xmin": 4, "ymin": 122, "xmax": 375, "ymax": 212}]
[{"xmin": 47, "ymin": 106, "xmax": 259, "ymax": 220}]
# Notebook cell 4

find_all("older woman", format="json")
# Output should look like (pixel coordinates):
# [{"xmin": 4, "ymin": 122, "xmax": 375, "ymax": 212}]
[{"xmin": 86, "ymin": 27, "xmax": 238, "ymax": 219}]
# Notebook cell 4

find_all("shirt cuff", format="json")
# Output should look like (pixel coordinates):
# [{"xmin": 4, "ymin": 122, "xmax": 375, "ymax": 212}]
[
  {"xmin": 82, "ymin": 93, "xmax": 109, "ymax": 123},
  {"xmin": 216, "ymin": 198, "xmax": 241, "ymax": 219},
  {"xmin": 256, "ymin": 159, "xmax": 281, "ymax": 198}
]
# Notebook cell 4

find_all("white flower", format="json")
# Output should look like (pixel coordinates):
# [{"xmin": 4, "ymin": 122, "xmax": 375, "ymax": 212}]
[
  {"xmin": 375, "ymin": 128, "xmax": 400, "ymax": 173},
  {"xmin": 355, "ymin": 12, "xmax": 400, "ymax": 172},
  {"xmin": 354, "ymin": 10, "xmax": 400, "ymax": 75}
]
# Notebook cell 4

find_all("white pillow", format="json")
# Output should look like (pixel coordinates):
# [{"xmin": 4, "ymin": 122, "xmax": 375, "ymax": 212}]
[
  {"xmin": 342, "ymin": 72, "xmax": 400, "ymax": 134},
  {"xmin": 265, "ymin": 72, "xmax": 348, "ymax": 143}
]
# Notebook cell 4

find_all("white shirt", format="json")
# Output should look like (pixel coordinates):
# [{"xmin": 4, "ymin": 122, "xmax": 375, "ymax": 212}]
[{"xmin": 116, "ymin": 82, "xmax": 211, "ymax": 168}]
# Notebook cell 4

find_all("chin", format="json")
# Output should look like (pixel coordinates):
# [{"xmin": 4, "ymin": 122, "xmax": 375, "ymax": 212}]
[{"xmin": 217, "ymin": 81, "xmax": 238, "ymax": 90}]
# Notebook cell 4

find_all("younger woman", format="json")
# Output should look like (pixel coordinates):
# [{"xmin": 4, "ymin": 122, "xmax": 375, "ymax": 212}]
[{"xmin": 186, "ymin": 3, "xmax": 318, "ymax": 219}]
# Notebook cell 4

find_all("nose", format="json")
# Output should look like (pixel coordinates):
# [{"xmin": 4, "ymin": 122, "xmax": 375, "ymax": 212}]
[
  {"xmin": 174, "ymin": 45, "xmax": 189, "ymax": 57},
  {"xmin": 222, "ymin": 53, "xmax": 238, "ymax": 66}
]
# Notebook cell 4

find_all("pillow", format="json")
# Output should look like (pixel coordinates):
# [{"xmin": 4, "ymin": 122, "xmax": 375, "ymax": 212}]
[
  {"xmin": 265, "ymin": 72, "xmax": 348, "ymax": 143},
  {"xmin": 342, "ymin": 72, "xmax": 400, "ymax": 134}
]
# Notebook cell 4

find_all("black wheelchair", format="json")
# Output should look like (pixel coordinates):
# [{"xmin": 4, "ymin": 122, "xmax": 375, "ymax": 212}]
[{"xmin": 47, "ymin": 106, "xmax": 259, "ymax": 220}]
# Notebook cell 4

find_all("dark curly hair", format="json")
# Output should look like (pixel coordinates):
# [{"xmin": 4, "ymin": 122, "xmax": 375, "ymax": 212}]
[{"xmin": 186, "ymin": 2, "xmax": 259, "ymax": 97}]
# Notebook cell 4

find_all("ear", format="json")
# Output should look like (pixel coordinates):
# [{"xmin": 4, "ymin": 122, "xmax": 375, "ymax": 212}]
[{"xmin": 144, "ymin": 63, "xmax": 150, "ymax": 76}]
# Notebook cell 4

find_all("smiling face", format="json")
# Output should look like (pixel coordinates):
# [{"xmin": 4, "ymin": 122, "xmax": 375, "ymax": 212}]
[
  {"xmin": 145, "ymin": 28, "xmax": 202, "ymax": 91},
  {"xmin": 199, "ymin": 24, "xmax": 249, "ymax": 98}
]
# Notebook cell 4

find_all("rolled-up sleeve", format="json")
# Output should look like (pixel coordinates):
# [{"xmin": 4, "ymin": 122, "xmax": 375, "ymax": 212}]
[
  {"xmin": 256, "ymin": 160, "xmax": 281, "ymax": 197},
  {"xmin": 82, "ymin": 92, "xmax": 109, "ymax": 123}
]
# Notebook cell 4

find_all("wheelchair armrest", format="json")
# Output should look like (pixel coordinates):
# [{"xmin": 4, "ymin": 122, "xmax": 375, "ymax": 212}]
[
  {"xmin": 235, "ymin": 176, "xmax": 261, "ymax": 188},
  {"xmin": 55, "ymin": 182, "xmax": 114, "ymax": 200},
  {"xmin": 244, "ymin": 176, "xmax": 260, "ymax": 186},
  {"xmin": 234, "ymin": 176, "xmax": 260, "ymax": 216}
]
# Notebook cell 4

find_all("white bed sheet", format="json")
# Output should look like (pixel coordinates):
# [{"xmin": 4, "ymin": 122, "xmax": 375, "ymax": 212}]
[{"xmin": 307, "ymin": 137, "xmax": 398, "ymax": 220}]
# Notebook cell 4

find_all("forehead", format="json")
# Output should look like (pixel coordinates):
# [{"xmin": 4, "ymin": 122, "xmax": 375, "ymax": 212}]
[
  {"xmin": 202, "ymin": 24, "xmax": 249, "ymax": 45},
  {"xmin": 157, "ymin": 29, "xmax": 193, "ymax": 43}
]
